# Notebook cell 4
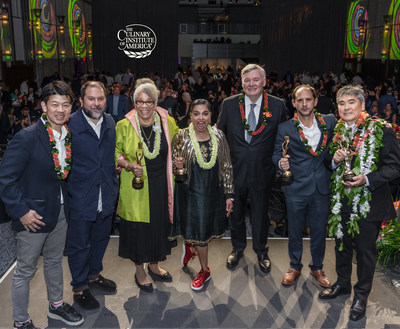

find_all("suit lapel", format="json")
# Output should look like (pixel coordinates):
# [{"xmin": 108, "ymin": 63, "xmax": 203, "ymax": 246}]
[{"xmin": 37, "ymin": 120, "xmax": 54, "ymax": 163}]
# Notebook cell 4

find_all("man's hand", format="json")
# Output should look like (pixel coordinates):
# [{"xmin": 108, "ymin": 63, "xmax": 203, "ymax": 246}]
[
  {"xmin": 333, "ymin": 149, "xmax": 346, "ymax": 166},
  {"xmin": 20, "ymin": 210, "xmax": 45, "ymax": 232},
  {"xmin": 279, "ymin": 155, "xmax": 290, "ymax": 171},
  {"xmin": 342, "ymin": 174, "xmax": 367, "ymax": 187}
]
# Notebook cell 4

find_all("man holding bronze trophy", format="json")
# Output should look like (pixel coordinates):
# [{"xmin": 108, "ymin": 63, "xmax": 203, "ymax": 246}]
[
  {"xmin": 318, "ymin": 85, "xmax": 400, "ymax": 322},
  {"xmin": 272, "ymin": 85, "xmax": 336, "ymax": 287},
  {"xmin": 217, "ymin": 64, "xmax": 287, "ymax": 273}
]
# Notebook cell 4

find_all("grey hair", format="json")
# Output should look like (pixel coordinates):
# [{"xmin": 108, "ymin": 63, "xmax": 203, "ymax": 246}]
[
  {"xmin": 241, "ymin": 64, "xmax": 266, "ymax": 80},
  {"xmin": 336, "ymin": 85, "xmax": 365, "ymax": 104},
  {"xmin": 134, "ymin": 82, "xmax": 159, "ymax": 102}
]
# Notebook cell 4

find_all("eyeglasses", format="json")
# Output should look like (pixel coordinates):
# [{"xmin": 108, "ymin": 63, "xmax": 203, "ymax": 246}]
[{"xmin": 135, "ymin": 100, "xmax": 155, "ymax": 106}]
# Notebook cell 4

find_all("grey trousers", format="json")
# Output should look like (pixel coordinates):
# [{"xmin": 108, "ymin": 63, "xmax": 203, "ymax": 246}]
[{"xmin": 12, "ymin": 206, "xmax": 67, "ymax": 322}]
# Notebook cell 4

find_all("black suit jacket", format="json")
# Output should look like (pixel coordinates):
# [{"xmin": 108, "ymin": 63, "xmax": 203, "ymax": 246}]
[
  {"xmin": 0, "ymin": 120, "xmax": 69, "ymax": 232},
  {"xmin": 364, "ymin": 126, "xmax": 400, "ymax": 221},
  {"xmin": 217, "ymin": 93, "xmax": 287, "ymax": 189}
]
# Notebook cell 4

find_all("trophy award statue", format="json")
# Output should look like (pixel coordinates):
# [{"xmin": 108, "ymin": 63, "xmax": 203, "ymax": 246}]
[
  {"xmin": 339, "ymin": 136, "xmax": 356, "ymax": 182},
  {"xmin": 174, "ymin": 131, "xmax": 187, "ymax": 183},
  {"xmin": 281, "ymin": 136, "xmax": 294, "ymax": 185},
  {"xmin": 132, "ymin": 141, "xmax": 144, "ymax": 189}
]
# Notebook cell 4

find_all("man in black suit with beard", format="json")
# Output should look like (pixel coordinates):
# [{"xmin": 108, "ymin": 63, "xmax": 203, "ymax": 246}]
[
  {"xmin": 319, "ymin": 85, "xmax": 400, "ymax": 321},
  {"xmin": 217, "ymin": 64, "xmax": 287, "ymax": 273}
]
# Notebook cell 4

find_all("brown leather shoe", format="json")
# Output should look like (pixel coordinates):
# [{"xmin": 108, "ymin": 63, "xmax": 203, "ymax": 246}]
[
  {"xmin": 281, "ymin": 268, "xmax": 301, "ymax": 286},
  {"xmin": 310, "ymin": 270, "xmax": 331, "ymax": 288}
]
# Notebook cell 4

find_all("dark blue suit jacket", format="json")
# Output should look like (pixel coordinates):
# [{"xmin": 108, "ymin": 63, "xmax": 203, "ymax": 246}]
[
  {"xmin": 67, "ymin": 109, "xmax": 118, "ymax": 221},
  {"xmin": 0, "ymin": 120, "xmax": 68, "ymax": 232},
  {"xmin": 106, "ymin": 94, "xmax": 130, "ymax": 122},
  {"xmin": 272, "ymin": 114, "xmax": 337, "ymax": 196}
]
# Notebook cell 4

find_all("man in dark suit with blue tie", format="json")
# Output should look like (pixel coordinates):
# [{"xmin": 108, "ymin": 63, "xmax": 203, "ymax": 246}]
[
  {"xmin": 217, "ymin": 64, "xmax": 287, "ymax": 272},
  {"xmin": 272, "ymin": 85, "xmax": 336, "ymax": 287},
  {"xmin": 0, "ymin": 81, "xmax": 83, "ymax": 329},
  {"xmin": 106, "ymin": 83, "xmax": 129, "ymax": 122}
]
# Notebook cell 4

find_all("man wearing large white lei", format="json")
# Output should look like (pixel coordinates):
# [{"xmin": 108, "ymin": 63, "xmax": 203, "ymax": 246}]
[{"xmin": 318, "ymin": 85, "xmax": 400, "ymax": 321}]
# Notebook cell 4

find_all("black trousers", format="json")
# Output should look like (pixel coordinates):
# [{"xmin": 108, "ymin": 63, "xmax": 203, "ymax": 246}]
[
  {"xmin": 230, "ymin": 185, "xmax": 271, "ymax": 257},
  {"xmin": 335, "ymin": 206, "xmax": 381, "ymax": 303}
]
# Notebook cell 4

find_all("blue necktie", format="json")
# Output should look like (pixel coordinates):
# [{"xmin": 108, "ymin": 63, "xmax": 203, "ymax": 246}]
[{"xmin": 246, "ymin": 103, "xmax": 257, "ymax": 143}]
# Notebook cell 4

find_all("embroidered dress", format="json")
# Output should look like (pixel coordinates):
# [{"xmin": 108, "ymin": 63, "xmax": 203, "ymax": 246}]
[{"xmin": 169, "ymin": 127, "xmax": 234, "ymax": 244}]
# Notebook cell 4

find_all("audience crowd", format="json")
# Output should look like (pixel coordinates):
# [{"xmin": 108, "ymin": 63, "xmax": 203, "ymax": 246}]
[{"xmin": 1, "ymin": 65, "xmax": 399, "ymax": 147}]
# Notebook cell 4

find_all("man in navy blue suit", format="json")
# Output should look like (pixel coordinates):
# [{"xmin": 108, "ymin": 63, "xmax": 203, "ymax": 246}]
[
  {"xmin": 0, "ymin": 81, "xmax": 83, "ymax": 329},
  {"xmin": 66, "ymin": 81, "xmax": 119, "ymax": 310},
  {"xmin": 106, "ymin": 83, "xmax": 129, "ymax": 122},
  {"xmin": 273, "ymin": 85, "xmax": 336, "ymax": 287}
]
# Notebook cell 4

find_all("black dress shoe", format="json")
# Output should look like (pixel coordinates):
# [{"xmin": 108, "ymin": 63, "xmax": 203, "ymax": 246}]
[
  {"xmin": 318, "ymin": 283, "xmax": 351, "ymax": 300},
  {"xmin": 135, "ymin": 275, "xmax": 153, "ymax": 293},
  {"xmin": 226, "ymin": 250, "xmax": 243, "ymax": 269},
  {"xmin": 258, "ymin": 254, "xmax": 271, "ymax": 273},
  {"xmin": 148, "ymin": 267, "xmax": 172, "ymax": 282},
  {"xmin": 88, "ymin": 275, "xmax": 117, "ymax": 293},
  {"xmin": 349, "ymin": 298, "xmax": 366, "ymax": 321},
  {"xmin": 73, "ymin": 289, "xmax": 100, "ymax": 310}
]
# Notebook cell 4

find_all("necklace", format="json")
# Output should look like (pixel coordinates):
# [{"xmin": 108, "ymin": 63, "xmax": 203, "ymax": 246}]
[
  {"xmin": 140, "ymin": 125, "xmax": 153, "ymax": 148},
  {"xmin": 294, "ymin": 110, "xmax": 328, "ymax": 156},
  {"xmin": 328, "ymin": 113, "xmax": 384, "ymax": 250},
  {"xmin": 135, "ymin": 111, "xmax": 161, "ymax": 159},
  {"xmin": 239, "ymin": 90, "xmax": 272, "ymax": 137},
  {"xmin": 41, "ymin": 113, "xmax": 71, "ymax": 180},
  {"xmin": 189, "ymin": 123, "xmax": 218, "ymax": 170}
]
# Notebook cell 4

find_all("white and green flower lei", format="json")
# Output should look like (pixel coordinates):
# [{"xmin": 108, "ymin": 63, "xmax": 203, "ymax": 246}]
[
  {"xmin": 135, "ymin": 111, "xmax": 161, "ymax": 160},
  {"xmin": 328, "ymin": 115, "xmax": 384, "ymax": 250},
  {"xmin": 189, "ymin": 123, "xmax": 218, "ymax": 170}
]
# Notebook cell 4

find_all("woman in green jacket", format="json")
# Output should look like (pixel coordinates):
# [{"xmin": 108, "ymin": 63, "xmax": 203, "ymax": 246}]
[{"xmin": 116, "ymin": 80, "xmax": 179, "ymax": 293}]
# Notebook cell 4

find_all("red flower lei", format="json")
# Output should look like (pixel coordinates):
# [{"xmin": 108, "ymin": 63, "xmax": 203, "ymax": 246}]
[
  {"xmin": 239, "ymin": 91, "xmax": 272, "ymax": 136},
  {"xmin": 42, "ymin": 113, "xmax": 72, "ymax": 180},
  {"xmin": 294, "ymin": 110, "xmax": 328, "ymax": 156},
  {"xmin": 332, "ymin": 111, "xmax": 370, "ymax": 156}
]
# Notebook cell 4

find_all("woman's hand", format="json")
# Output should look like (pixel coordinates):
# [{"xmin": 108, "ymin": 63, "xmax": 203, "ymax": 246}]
[
  {"xmin": 126, "ymin": 162, "xmax": 143, "ymax": 177},
  {"xmin": 226, "ymin": 199, "xmax": 233, "ymax": 217},
  {"xmin": 174, "ymin": 157, "xmax": 184, "ymax": 169},
  {"xmin": 132, "ymin": 163, "xmax": 143, "ymax": 177}
]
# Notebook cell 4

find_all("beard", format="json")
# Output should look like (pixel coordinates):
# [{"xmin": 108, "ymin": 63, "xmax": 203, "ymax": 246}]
[{"xmin": 83, "ymin": 105, "xmax": 105, "ymax": 120}]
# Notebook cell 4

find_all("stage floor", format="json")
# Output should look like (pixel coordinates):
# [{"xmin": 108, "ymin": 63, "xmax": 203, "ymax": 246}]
[{"xmin": 1, "ymin": 238, "xmax": 400, "ymax": 329}]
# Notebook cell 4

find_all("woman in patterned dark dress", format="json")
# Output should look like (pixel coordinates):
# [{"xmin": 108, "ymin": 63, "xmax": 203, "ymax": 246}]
[
  {"xmin": 116, "ymin": 80, "xmax": 179, "ymax": 293},
  {"xmin": 170, "ymin": 99, "xmax": 234, "ymax": 290}
]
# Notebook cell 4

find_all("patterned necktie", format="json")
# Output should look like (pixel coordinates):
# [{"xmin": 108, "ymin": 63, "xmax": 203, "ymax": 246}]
[{"xmin": 246, "ymin": 103, "xmax": 257, "ymax": 143}]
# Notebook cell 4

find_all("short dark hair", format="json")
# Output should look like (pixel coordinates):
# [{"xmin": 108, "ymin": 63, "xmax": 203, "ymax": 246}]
[
  {"xmin": 190, "ymin": 98, "xmax": 212, "ymax": 113},
  {"xmin": 41, "ymin": 81, "xmax": 74, "ymax": 104},
  {"xmin": 292, "ymin": 84, "xmax": 317, "ymax": 101},
  {"xmin": 80, "ymin": 81, "xmax": 107, "ymax": 99}
]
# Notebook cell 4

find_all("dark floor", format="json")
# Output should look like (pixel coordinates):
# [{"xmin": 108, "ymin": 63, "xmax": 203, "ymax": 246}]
[{"xmin": 1, "ymin": 238, "xmax": 400, "ymax": 329}]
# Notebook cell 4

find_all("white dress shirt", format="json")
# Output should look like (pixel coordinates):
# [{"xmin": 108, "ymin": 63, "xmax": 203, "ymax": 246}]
[
  {"xmin": 244, "ymin": 94, "xmax": 263, "ymax": 140},
  {"xmin": 41, "ymin": 118, "xmax": 68, "ymax": 204},
  {"xmin": 82, "ymin": 112, "xmax": 104, "ymax": 212},
  {"xmin": 297, "ymin": 115, "xmax": 321, "ymax": 152}
]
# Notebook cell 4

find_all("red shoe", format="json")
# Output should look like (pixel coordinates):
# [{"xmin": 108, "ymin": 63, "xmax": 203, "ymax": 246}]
[
  {"xmin": 191, "ymin": 267, "xmax": 211, "ymax": 291},
  {"xmin": 181, "ymin": 243, "xmax": 196, "ymax": 268}
]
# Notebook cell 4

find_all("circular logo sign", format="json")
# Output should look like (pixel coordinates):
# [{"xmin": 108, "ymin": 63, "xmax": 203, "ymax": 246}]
[{"xmin": 117, "ymin": 24, "xmax": 157, "ymax": 59}]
